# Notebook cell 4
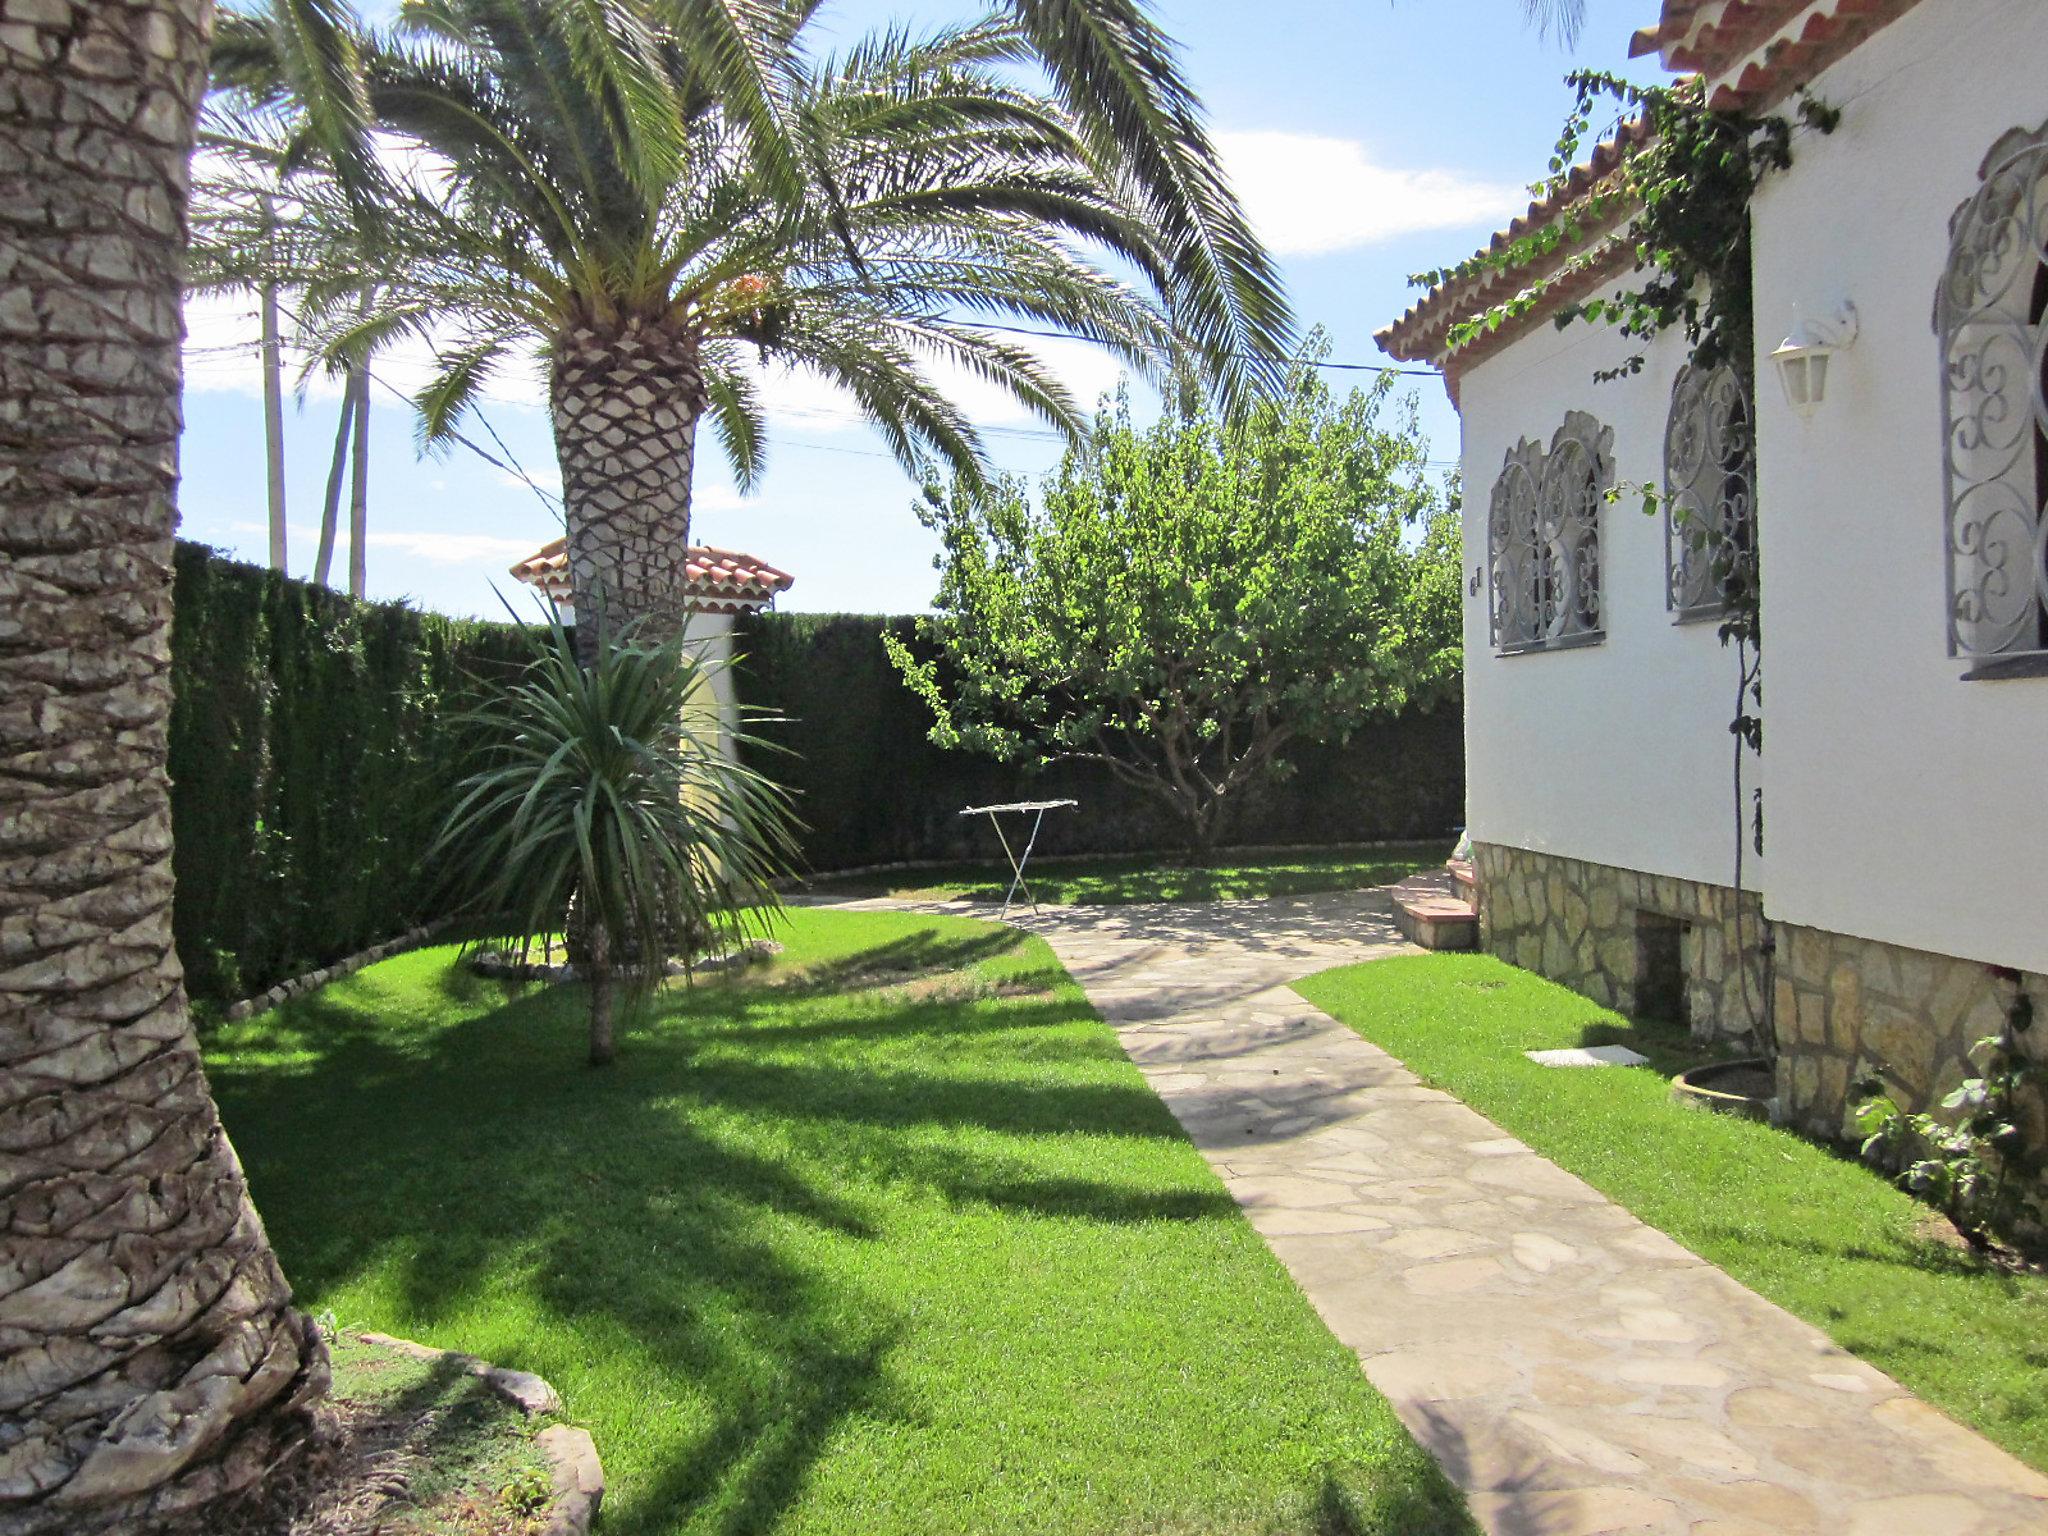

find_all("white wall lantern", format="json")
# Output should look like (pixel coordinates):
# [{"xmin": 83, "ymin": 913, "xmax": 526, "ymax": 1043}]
[{"xmin": 1770, "ymin": 302, "xmax": 1858, "ymax": 419}]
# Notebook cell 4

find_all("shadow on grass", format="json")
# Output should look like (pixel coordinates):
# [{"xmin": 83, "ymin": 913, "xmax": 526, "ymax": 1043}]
[{"xmin": 208, "ymin": 939, "xmax": 1238, "ymax": 1536}]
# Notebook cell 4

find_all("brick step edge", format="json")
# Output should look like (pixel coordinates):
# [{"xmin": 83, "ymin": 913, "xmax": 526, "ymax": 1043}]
[
  {"xmin": 1391, "ymin": 869, "xmax": 1477, "ymax": 951},
  {"xmin": 355, "ymin": 1331, "xmax": 603, "ymax": 1536},
  {"xmin": 219, "ymin": 923, "xmax": 447, "ymax": 1022}
]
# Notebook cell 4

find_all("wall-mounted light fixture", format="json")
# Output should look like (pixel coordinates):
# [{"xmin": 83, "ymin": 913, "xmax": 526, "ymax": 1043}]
[{"xmin": 1770, "ymin": 302, "xmax": 1858, "ymax": 420}]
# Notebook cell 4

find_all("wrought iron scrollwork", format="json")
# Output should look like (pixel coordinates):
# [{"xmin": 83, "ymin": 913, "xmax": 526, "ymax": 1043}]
[
  {"xmin": 1488, "ymin": 411, "xmax": 1611, "ymax": 652},
  {"xmin": 1663, "ymin": 363, "xmax": 1756, "ymax": 618},
  {"xmin": 1936, "ymin": 122, "xmax": 2048, "ymax": 660}
]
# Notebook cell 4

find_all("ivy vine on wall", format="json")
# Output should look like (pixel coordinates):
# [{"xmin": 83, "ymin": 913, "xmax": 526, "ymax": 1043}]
[{"xmin": 1410, "ymin": 72, "xmax": 1840, "ymax": 1048}]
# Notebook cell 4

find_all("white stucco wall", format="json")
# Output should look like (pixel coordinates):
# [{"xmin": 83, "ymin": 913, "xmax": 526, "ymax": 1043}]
[
  {"xmin": 1749, "ymin": 0, "xmax": 2048, "ymax": 974},
  {"xmin": 681, "ymin": 609, "xmax": 741, "ymax": 766},
  {"xmin": 1457, "ymin": 315, "xmax": 1758, "ymax": 891}
]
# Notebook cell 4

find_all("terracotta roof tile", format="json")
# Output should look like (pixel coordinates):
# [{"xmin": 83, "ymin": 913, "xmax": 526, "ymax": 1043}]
[
  {"xmin": 508, "ymin": 537, "xmax": 793, "ymax": 614},
  {"xmin": 1375, "ymin": 118, "xmax": 1651, "ymax": 370},
  {"xmin": 1379, "ymin": 0, "xmax": 1926, "ymax": 389},
  {"xmin": 1703, "ymin": 0, "xmax": 1926, "ymax": 113}
]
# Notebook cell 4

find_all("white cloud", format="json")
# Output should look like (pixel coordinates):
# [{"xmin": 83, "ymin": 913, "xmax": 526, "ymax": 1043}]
[
  {"xmin": 181, "ymin": 289, "xmax": 548, "ymax": 408},
  {"xmin": 1217, "ymin": 130, "xmax": 1526, "ymax": 257},
  {"xmin": 367, "ymin": 529, "xmax": 541, "ymax": 564},
  {"xmin": 223, "ymin": 518, "xmax": 539, "ymax": 565},
  {"xmin": 752, "ymin": 330, "xmax": 1126, "ymax": 440},
  {"xmin": 496, "ymin": 466, "xmax": 561, "ymax": 496}
]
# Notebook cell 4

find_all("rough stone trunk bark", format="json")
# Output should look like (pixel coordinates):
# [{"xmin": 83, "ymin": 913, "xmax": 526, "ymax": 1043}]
[
  {"xmin": 549, "ymin": 312, "xmax": 705, "ymax": 660},
  {"xmin": 0, "ymin": 3, "xmax": 329, "ymax": 1531}
]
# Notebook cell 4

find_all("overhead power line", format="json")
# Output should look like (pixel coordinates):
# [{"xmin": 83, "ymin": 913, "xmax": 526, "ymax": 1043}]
[{"xmin": 962, "ymin": 319, "xmax": 1445, "ymax": 378}]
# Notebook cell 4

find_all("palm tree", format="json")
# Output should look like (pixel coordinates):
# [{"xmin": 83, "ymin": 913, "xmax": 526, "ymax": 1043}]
[
  {"xmin": 0, "ymin": 2, "xmax": 328, "ymax": 1533},
  {"xmin": 212, "ymin": 0, "xmax": 1283, "ymax": 648}
]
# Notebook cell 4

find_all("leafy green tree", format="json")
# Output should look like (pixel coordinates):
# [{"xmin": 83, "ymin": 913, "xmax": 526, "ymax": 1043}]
[
  {"xmin": 206, "ymin": 0, "xmax": 1290, "ymax": 650},
  {"xmin": 889, "ymin": 344, "xmax": 1462, "ymax": 855},
  {"xmin": 433, "ymin": 618, "xmax": 800, "ymax": 1065}
]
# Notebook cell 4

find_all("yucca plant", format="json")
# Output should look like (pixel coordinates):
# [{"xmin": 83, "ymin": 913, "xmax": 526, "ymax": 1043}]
[{"xmin": 433, "ymin": 615, "xmax": 801, "ymax": 1064}]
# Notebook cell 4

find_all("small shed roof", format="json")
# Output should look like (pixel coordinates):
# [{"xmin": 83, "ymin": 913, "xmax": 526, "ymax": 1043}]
[{"xmin": 508, "ymin": 538, "xmax": 794, "ymax": 614}]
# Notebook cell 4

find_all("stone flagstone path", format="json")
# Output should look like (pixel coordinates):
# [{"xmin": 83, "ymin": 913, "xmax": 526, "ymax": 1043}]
[{"xmin": 832, "ymin": 887, "xmax": 2048, "ymax": 1535}]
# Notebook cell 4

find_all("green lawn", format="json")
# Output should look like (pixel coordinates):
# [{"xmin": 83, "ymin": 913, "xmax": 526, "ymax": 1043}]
[
  {"xmin": 802, "ymin": 841, "xmax": 1446, "ymax": 906},
  {"xmin": 209, "ymin": 909, "xmax": 1472, "ymax": 1536},
  {"xmin": 1294, "ymin": 953, "xmax": 2048, "ymax": 1472}
]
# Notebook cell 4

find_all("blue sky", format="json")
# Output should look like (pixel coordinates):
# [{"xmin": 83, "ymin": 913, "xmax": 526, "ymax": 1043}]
[{"xmin": 177, "ymin": 0, "xmax": 1670, "ymax": 616}]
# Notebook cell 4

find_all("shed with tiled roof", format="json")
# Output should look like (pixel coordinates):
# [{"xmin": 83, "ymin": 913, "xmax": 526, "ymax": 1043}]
[{"xmin": 508, "ymin": 537, "xmax": 793, "ymax": 620}]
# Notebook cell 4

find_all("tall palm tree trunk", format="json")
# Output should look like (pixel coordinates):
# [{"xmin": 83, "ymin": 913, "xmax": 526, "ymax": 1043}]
[
  {"xmin": 258, "ymin": 196, "xmax": 286, "ymax": 572},
  {"xmin": 346, "ymin": 352, "xmax": 369, "ymax": 598},
  {"xmin": 312, "ymin": 378, "xmax": 355, "ymax": 587},
  {"xmin": 550, "ymin": 313, "xmax": 706, "ymax": 655},
  {"xmin": 0, "ymin": 4, "xmax": 329, "ymax": 1533}
]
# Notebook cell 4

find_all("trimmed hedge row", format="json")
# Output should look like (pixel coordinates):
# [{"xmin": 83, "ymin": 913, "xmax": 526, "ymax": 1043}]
[
  {"xmin": 168, "ymin": 542, "xmax": 529, "ymax": 1003},
  {"xmin": 165, "ymin": 556, "xmax": 1463, "ymax": 1000},
  {"xmin": 731, "ymin": 611, "xmax": 1464, "ymax": 873}
]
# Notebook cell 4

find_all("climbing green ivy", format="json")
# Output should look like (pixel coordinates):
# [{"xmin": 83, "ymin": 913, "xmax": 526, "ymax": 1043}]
[{"xmin": 1419, "ymin": 72, "xmax": 1839, "ymax": 387}]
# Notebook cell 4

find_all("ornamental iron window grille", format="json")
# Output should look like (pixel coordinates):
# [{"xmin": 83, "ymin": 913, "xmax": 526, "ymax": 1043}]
[
  {"xmin": 1936, "ymin": 120, "xmax": 2048, "ymax": 661},
  {"xmin": 1488, "ymin": 410, "xmax": 1611, "ymax": 652},
  {"xmin": 1663, "ymin": 363, "xmax": 1756, "ymax": 619}
]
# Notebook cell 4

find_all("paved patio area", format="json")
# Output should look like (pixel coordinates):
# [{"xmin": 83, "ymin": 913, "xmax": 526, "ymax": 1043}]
[{"xmin": 835, "ymin": 887, "xmax": 2048, "ymax": 1535}]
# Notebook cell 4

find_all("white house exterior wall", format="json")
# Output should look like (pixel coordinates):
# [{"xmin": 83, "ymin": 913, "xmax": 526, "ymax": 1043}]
[
  {"xmin": 682, "ymin": 609, "xmax": 742, "ymax": 768},
  {"xmin": 1457, "ymin": 317, "xmax": 1755, "ymax": 894},
  {"xmin": 1748, "ymin": 0, "xmax": 2048, "ymax": 977}
]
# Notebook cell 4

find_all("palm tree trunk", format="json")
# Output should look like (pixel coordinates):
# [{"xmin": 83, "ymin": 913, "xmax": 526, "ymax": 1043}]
[
  {"xmin": 312, "ymin": 377, "xmax": 355, "ymax": 587},
  {"xmin": 0, "ymin": 4, "xmax": 329, "ymax": 1532},
  {"xmin": 259, "ymin": 280, "xmax": 287, "ymax": 570},
  {"xmin": 346, "ymin": 354, "xmax": 369, "ymax": 599},
  {"xmin": 549, "ymin": 313, "xmax": 706, "ymax": 658}
]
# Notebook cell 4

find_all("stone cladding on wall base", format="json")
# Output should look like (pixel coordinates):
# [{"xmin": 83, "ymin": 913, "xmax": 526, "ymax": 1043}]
[
  {"xmin": 1772, "ymin": 922, "xmax": 2048, "ymax": 1152},
  {"xmin": 1471, "ymin": 842, "xmax": 1766, "ymax": 1043}
]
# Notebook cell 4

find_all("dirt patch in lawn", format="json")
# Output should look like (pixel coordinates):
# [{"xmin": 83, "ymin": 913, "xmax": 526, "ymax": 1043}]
[{"xmin": 176, "ymin": 1335, "xmax": 557, "ymax": 1536}]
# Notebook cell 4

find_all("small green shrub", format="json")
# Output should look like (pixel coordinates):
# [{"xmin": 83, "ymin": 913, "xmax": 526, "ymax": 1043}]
[{"xmin": 1855, "ymin": 986, "xmax": 2045, "ymax": 1249}]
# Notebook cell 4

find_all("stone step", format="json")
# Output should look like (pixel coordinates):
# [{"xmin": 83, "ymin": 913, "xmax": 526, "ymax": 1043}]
[
  {"xmin": 1446, "ymin": 857, "xmax": 1477, "ymax": 901},
  {"xmin": 1392, "ymin": 870, "xmax": 1478, "ymax": 951}
]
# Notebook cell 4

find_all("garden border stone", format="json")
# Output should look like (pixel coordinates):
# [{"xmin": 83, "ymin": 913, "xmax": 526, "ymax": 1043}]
[
  {"xmin": 219, "ymin": 924, "xmax": 443, "ymax": 1021},
  {"xmin": 353, "ymin": 1331, "xmax": 602, "ymax": 1536},
  {"xmin": 783, "ymin": 835, "xmax": 1455, "ymax": 889}
]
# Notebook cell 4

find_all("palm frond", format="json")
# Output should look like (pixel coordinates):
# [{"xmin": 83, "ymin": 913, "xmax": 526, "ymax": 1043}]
[
  {"xmin": 701, "ymin": 343, "xmax": 768, "ymax": 491},
  {"xmin": 1000, "ymin": 0, "xmax": 1293, "ymax": 406}
]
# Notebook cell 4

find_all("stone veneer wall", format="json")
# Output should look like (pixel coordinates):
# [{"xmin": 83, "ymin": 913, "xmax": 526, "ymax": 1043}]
[
  {"xmin": 1471, "ymin": 842, "xmax": 1766, "ymax": 1043},
  {"xmin": 1772, "ymin": 922, "xmax": 2048, "ymax": 1152}
]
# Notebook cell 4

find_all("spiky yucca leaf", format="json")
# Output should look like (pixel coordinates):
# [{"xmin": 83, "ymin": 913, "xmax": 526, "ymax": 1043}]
[{"xmin": 432, "ymin": 612, "xmax": 801, "ymax": 1062}]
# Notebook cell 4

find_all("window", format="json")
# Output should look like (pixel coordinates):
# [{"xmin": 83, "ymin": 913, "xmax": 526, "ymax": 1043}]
[
  {"xmin": 1663, "ymin": 363, "xmax": 1755, "ymax": 619},
  {"xmin": 1488, "ymin": 410, "xmax": 1611, "ymax": 652},
  {"xmin": 1937, "ymin": 122, "xmax": 2048, "ymax": 663}
]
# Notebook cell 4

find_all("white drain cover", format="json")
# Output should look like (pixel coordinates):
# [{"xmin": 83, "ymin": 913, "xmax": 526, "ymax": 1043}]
[{"xmin": 1524, "ymin": 1045, "xmax": 1649, "ymax": 1068}]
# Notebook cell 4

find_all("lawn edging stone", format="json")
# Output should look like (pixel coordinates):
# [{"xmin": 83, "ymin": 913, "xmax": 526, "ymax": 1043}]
[
  {"xmin": 352, "ymin": 1330, "xmax": 603, "ymax": 1535},
  {"xmin": 219, "ymin": 923, "xmax": 443, "ymax": 1020}
]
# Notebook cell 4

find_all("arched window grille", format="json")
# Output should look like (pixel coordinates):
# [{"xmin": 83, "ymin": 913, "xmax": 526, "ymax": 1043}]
[
  {"xmin": 1663, "ymin": 363, "xmax": 1755, "ymax": 619},
  {"xmin": 1936, "ymin": 121, "xmax": 2048, "ymax": 663},
  {"xmin": 1488, "ymin": 410, "xmax": 1611, "ymax": 652}
]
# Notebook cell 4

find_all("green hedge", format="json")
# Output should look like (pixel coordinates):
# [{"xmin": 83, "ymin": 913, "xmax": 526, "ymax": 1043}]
[
  {"xmin": 166, "ymin": 564, "xmax": 1462, "ymax": 999},
  {"xmin": 168, "ymin": 542, "xmax": 530, "ymax": 1002},
  {"xmin": 732, "ymin": 611, "xmax": 1464, "ymax": 872}
]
